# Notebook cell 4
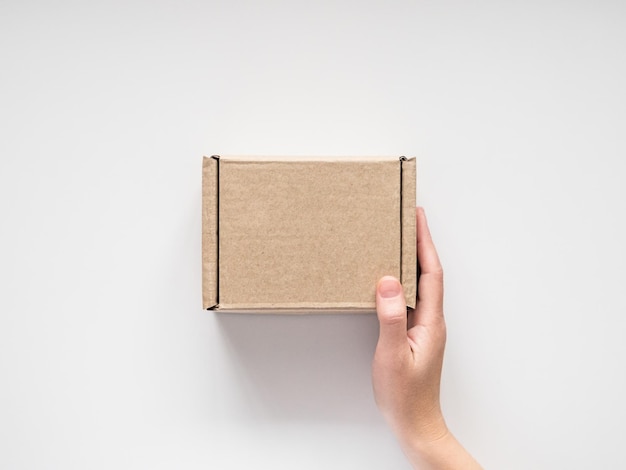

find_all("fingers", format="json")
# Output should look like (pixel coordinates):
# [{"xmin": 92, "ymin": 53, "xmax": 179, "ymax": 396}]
[
  {"xmin": 376, "ymin": 276, "xmax": 409, "ymax": 352},
  {"xmin": 415, "ymin": 208, "xmax": 444, "ymax": 324}
]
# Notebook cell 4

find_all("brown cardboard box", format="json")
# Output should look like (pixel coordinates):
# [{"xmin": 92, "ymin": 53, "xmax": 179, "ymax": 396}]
[{"xmin": 202, "ymin": 155, "xmax": 416, "ymax": 313}]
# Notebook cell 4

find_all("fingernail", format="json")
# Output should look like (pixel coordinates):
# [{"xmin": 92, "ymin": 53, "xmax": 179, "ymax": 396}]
[{"xmin": 378, "ymin": 277, "xmax": 401, "ymax": 298}]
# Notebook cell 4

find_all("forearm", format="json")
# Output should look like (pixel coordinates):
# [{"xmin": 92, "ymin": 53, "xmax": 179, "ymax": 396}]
[{"xmin": 399, "ymin": 427, "xmax": 482, "ymax": 470}]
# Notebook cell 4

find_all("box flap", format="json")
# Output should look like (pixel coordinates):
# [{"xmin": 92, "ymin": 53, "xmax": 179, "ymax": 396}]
[
  {"xmin": 202, "ymin": 156, "xmax": 219, "ymax": 309},
  {"xmin": 401, "ymin": 157, "xmax": 417, "ymax": 308}
]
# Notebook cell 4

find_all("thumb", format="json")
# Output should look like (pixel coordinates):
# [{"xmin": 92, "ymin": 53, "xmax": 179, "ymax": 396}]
[{"xmin": 376, "ymin": 276, "xmax": 408, "ymax": 352}]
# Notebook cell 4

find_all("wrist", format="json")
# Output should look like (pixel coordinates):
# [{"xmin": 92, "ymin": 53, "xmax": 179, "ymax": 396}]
[
  {"xmin": 394, "ymin": 410, "xmax": 449, "ymax": 450},
  {"xmin": 397, "ymin": 419, "xmax": 482, "ymax": 470}
]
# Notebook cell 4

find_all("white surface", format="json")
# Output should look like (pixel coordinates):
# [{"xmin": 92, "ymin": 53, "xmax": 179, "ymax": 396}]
[{"xmin": 1, "ymin": 1, "xmax": 625, "ymax": 468}]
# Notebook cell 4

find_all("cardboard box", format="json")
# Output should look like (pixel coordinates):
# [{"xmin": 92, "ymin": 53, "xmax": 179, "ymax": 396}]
[{"xmin": 202, "ymin": 155, "xmax": 416, "ymax": 313}]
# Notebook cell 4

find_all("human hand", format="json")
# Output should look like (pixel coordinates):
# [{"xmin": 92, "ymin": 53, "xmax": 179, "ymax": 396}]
[
  {"xmin": 372, "ymin": 207, "xmax": 447, "ymax": 442},
  {"xmin": 372, "ymin": 208, "xmax": 481, "ymax": 469}
]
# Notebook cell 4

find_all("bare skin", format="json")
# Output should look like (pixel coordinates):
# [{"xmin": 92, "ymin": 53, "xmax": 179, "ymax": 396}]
[{"xmin": 372, "ymin": 208, "xmax": 482, "ymax": 469}]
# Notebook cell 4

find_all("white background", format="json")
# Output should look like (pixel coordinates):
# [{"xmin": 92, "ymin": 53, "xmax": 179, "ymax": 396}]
[{"xmin": 1, "ymin": 1, "xmax": 625, "ymax": 469}]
